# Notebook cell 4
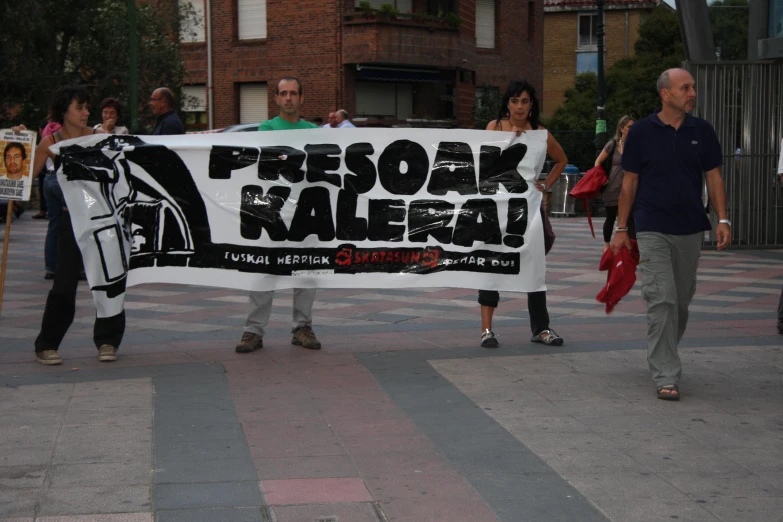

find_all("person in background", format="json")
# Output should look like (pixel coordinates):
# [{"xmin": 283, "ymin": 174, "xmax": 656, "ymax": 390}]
[
  {"xmin": 149, "ymin": 87, "xmax": 185, "ymax": 135},
  {"xmin": 477, "ymin": 80, "xmax": 568, "ymax": 349},
  {"xmin": 94, "ymin": 97, "xmax": 129, "ymax": 134},
  {"xmin": 322, "ymin": 112, "xmax": 337, "ymax": 128},
  {"xmin": 14, "ymin": 86, "xmax": 125, "ymax": 365},
  {"xmin": 335, "ymin": 109, "xmax": 355, "ymax": 128},
  {"xmin": 594, "ymin": 115, "xmax": 635, "ymax": 251},
  {"xmin": 234, "ymin": 77, "xmax": 323, "ymax": 354},
  {"xmin": 30, "ymin": 119, "xmax": 62, "ymax": 219}
]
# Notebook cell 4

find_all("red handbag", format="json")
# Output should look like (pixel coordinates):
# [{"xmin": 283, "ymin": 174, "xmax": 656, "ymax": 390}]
[{"xmin": 569, "ymin": 165, "xmax": 607, "ymax": 238}]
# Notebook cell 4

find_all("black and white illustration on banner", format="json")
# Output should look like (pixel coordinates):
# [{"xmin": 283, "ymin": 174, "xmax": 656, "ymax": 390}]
[{"xmin": 54, "ymin": 129, "xmax": 548, "ymax": 318}]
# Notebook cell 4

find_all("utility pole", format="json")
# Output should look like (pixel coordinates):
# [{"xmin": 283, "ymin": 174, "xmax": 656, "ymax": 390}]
[
  {"xmin": 128, "ymin": 0, "xmax": 139, "ymax": 132},
  {"xmin": 595, "ymin": 0, "xmax": 607, "ymax": 156}
]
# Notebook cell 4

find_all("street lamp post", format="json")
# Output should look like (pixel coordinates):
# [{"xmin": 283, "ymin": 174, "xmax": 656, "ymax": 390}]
[{"xmin": 595, "ymin": 0, "xmax": 607, "ymax": 156}]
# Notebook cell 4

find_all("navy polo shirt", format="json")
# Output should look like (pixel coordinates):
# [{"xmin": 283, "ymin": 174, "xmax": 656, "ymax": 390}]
[{"xmin": 621, "ymin": 113, "xmax": 722, "ymax": 235}]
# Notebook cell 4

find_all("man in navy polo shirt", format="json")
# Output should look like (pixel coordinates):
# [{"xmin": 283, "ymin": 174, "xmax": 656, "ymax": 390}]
[{"xmin": 611, "ymin": 68, "xmax": 731, "ymax": 401}]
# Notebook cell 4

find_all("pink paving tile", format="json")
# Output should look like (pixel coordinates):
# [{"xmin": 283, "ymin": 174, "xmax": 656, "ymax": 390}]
[
  {"xmin": 261, "ymin": 477, "xmax": 373, "ymax": 505},
  {"xmin": 254, "ymin": 455, "xmax": 359, "ymax": 480}
]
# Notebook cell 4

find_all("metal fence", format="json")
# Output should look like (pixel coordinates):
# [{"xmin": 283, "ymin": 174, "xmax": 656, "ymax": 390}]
[{"xmin": 685, "ymin": 61, "xmax": 783, "ymax": 248}]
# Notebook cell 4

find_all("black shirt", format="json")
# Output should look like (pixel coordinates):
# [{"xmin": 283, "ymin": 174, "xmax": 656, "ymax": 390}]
[{"xmin": 152, "ymin": 110, "xmax": 186, "ymax": 135}]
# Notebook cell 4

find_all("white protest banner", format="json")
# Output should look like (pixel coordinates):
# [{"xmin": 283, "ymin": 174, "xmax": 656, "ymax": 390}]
[
  {"xmin": 53, "ymin": 129, "xmax": 548, "ymax": 318},
  {"xmin": 0, "ymin": 129, "xmax": 37, "ymax": 201}
]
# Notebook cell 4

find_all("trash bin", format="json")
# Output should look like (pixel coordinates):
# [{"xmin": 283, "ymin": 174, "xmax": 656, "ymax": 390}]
[{"xmin": 550, "ymin": 165, "xmax": 580, "ymax": 216}]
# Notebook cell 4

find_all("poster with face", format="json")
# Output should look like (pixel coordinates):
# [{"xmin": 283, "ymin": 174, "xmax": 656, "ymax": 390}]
[{"xmin": 0, "ymin": 130, "xmax": 37, "ymax": 201}]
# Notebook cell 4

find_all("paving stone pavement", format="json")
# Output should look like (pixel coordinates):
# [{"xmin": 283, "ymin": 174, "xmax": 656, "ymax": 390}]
[{"xmin": 1, "ymin": 216, "xmax": 782, "ymax": 522}]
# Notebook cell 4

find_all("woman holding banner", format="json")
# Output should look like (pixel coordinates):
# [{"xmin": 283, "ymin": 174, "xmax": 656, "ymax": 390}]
[
  {"xmin": 16, "ymin": 86, "xmax": 124, "ymax": 365},
  {"xmin": 478, "ymin": 80, "xmax": 568, "ymax": 348}
]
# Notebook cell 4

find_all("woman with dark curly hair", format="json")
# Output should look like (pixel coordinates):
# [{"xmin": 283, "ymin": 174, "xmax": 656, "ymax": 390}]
[{"xmin": 477, "ymin": 80, "xmax": 568, "ymax": 349}]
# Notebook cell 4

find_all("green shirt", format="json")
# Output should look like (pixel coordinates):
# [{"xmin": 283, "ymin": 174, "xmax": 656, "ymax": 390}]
[{"xmin": 258, "ymin": 116, "xmax": 318, "ymax": 131}]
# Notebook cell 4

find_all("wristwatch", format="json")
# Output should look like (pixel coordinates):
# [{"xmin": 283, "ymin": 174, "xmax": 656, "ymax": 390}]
[{"xmin": 718, "ymin": 219, "xmax": 731, "ymax": 227}]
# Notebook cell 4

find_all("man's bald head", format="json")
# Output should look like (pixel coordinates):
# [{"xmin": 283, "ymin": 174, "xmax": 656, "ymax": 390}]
[
  {"xmin": 657, "ymin": 68, "xmax": 693, "ymax": 97},
  {"xmin": 657, "ymin": 68, "xmax": 696, "ymax": 114}
]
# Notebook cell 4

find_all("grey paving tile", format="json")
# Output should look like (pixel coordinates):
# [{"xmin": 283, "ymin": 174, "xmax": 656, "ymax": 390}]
[
  {"xmin": 154, "ymin": 458, "xmax": 258, "ymax": 484},
  {"xmin": 154, "ymin": 438, "xmax": 250, "ymax": 464},
  {"xmin": 0, "ymin": 407, "xmax": 66, "ymax": 426},
  {"xmin": 63, "ymin": 408, "xmax": 152, "ymax": 427},
  {"xmin": 37, "ymin": 514, "xmax": 153, "ymax": 522},
  {"xmin": 592, "ymin": 496, "xmax": 720, "ymax": 522},
  {"xmin": 0, "ymin": 445, "xmax": 54, "ymax": 467},
  {"xmin": 719, "ymin": 447, "xmax": 783, "ymax": 472},
  {"xmin": 52, "ymin": 440, "xmax": 151, "ymax": 465},
  {"xmin": 534, "ymin": 449, "xmax": 650, "ymax": 475},
  {"xmin": 565, "ymin": 471, "xmax": 689, "ymax": 500},
  {"xmin": 153, "ymin": 481, "xmax": 262, "ymax": 510},
  {"xmin": 0, "ymin": 487, "xmax": 38, "ymax": 518},
  {"xmin": 0, "ymin": 425, "xmax": 60, "ymax": 447},
  {"xmin": 67, "ymin": 395, "xmax": 153, "ymax": 411},
  {"xmin": 153, "ymin": 422, "xmax": 245, "ymax": 443},
  {"xmin": 57, "ymin": 424, "xmax": 153, "ymax": 446},
  {"xmin": 630, "ymin": 448, "xmax": 750, "ymax": 474},
  {"xmin": 156, "ymin": 507, "xmax": 265, "ymax": 522},
  {"xmin": 0, "ymin": 465, "xmax": 47, "ymax": 489},
  {"xmin": 271, "ymin": 503, "xmax": 379, "ymax": 522},
  {"xmin": 39, "ymin": 485, "xmax": 152, "ymax": 516},
  {"xmin": 72, "ymin": 378, "xmax": 153, "ymax": 397},
  {"xmin": 666, "ymin": 471, "xmax": 783, "ymax": 500},
  {"xmin": 701, "ymin": 497, "xmax": 783, "ymax": 522},
  {"xmin": 47, "ymin": 462, "xmax": 153, "ymax": 488}
]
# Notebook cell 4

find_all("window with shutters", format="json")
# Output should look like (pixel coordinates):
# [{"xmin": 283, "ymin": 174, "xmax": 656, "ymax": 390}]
[
  {"xmin": 476, "ymin": 0, "xmax": 496, "ymax": 49},
  {"xmin": 181, "ymin": 85, "xmax": 207, "ymax": 131},
  {"xmin": 179, "ymin": 0, "xmax": 205, "ymax": 43},
  {"xmin": 238, "ymin": 0, "xmax": 266, "ymax": 40},
  {"xmin": 239, "ymin": 84, "xmax": 268, "ymax": 124}
]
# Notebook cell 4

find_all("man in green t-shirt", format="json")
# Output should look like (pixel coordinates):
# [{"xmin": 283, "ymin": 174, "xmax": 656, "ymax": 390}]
[{"xmin": 236, "ymin": 77, "xmax": 322, "ymax": 353}]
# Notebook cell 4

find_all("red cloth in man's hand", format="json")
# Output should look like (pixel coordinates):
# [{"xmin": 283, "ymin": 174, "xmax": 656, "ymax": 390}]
[{"xmin": 596, "ymin": 241, "xmax": 639, "ymax": 314}]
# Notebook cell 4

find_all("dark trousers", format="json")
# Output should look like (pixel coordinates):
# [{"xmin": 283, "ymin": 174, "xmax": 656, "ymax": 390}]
[
  {"xmin": 38, "ymin": 173, "xmax": 47, "ymax": 213},
  {"xmin": 34, "ymin": 211, "xmax": 125, "ymax": 353},
  {"xmin": 603, "ymin": 205, "xmax": 637, "ymax": 244},
  {"xmin": 478, "ymin": 290, "xmax": 549, "ymax": 335}
]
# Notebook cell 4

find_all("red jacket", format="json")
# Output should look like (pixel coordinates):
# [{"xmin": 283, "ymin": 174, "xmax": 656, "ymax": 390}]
[
  {"xmin": 596, "ymin": 241, "xmax": 639, "ymax": 314},
  {"xmin": 569, "ymin": 165, "xmax": 607, "ymax": 237}
]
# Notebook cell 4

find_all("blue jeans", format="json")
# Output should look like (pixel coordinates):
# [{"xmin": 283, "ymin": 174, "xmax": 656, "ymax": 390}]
[{"xmin": 43, "ymin": 173, "xmax": 65, "ymax": 274}]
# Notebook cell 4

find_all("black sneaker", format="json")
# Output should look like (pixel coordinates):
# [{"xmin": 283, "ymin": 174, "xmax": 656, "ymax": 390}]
[{"xmin": 480, "ymin": 329, "xmax": 499, "ymax": 348}]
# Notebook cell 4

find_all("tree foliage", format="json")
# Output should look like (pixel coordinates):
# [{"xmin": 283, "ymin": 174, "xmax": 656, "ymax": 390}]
[
  {"xmin": 0, "ymin": 0, "xmax": 199, "ymax": 132},
  {"xmin": 710, "ymin": 0, "xmax": 749, "ymax": 61},
  {"xmin": 546, "ymin": 6, "xmax": 685, "ymax": 169}
]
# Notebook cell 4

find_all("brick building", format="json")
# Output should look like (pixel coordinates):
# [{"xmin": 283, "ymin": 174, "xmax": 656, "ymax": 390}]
[
  {"xmin": 541, "ymin": 0, "xmax": 663, "ymax": 117},
  {"xmin": 176, "ymin": 0, "xmax": 544, "ymax": 131}
]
